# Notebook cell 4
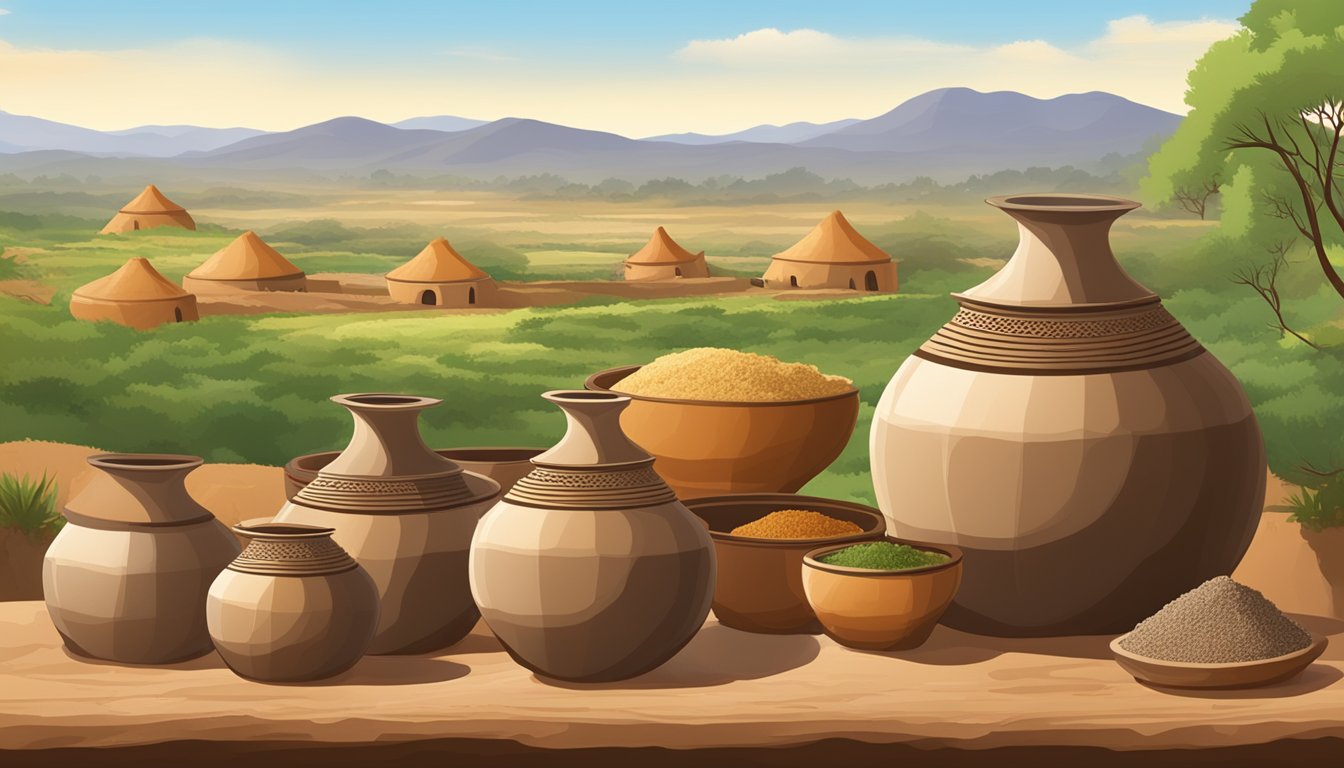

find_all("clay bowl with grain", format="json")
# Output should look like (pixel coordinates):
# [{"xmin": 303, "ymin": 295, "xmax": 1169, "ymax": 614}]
[
  {"xmin": 284, "ymin": 447, "xmax": 544, "ymax": 499},
  {"xmin": 584, "ymin": 365, "xmax": 860, "ymax": 499},
  {"xmin": 1109, "ymin": 634, "xmax": 1328, "ymax": 690},
  {"xmin": 802, "ymin": 537, "xmax": 963, "ymax": 651},
  {"xmin": 684, "ymin": 494, "xmax": 885, "ymax": 634}
]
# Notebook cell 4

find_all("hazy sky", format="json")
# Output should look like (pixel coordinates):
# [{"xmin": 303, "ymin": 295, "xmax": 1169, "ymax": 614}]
[{"xmin": 0, "ymin": 1, "xmax": 1247, "ymax": 135}]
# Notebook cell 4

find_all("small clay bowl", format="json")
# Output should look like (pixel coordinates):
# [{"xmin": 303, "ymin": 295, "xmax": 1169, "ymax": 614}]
[
  {"xmin": 685, "ymin": 494, "xmax": 885, "ymax": 634},
  {"xmin": 802, "ymin": 537, "xmax": 963, "ymax": 651},
  {"xmin": 585, "ymin": 365, "xmax": 859, "ymax": 498},
  {"xmin": 284, "ymin": 447, "xmax": 544, "ymax": 499},
  {"xmin": 1109, "ymin": 634, "xmax": 1328, "ymax": 690}
]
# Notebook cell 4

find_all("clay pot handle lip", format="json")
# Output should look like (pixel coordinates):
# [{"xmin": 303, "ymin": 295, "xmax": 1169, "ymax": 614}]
[
  {"xmin": 233, "ymin": 518, "xmax": 337, "ymax": 539},
  {"xmin": 986, "ymin": 193, "xmax": 1141, "ymax": 214},
  {"xmin": 542, "ymin": 389, "xmax": 631, "ymax": 406},
  {"xmin": 331, "ymin": 393, "xmax": 442, "ymax": 410},
  {"xmin": 86, "ymin": 453, "xmax": 203, "ymax": 472}
]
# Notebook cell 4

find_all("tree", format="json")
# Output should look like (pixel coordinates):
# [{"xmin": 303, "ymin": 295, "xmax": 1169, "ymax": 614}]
[{"xmin": 1142, "ymin": 0, "xmax": 1344, "ymax": 299}]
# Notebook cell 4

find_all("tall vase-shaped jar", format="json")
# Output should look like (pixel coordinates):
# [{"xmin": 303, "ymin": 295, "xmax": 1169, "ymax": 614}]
[
  {"xmin": 870, "ymin": 195, "xmax": 1266, "ymax": 637},
  {"xmin": 274, "ymin": 394, "xmax": 500, "ymax": 655},
  {"xmin": 470, "ymin": 391, "xmax": 716, "ymax": 682},
  {"xmin": 43, "ymin": 454, "xmax": 241, "ymax": 664}
]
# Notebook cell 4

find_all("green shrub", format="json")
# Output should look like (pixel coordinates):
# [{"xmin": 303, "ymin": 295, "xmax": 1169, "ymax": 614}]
[
  {"xmin": 1277, "ymin": 479, "xmax": 1344, "ymax": 532},
  {"xmin": 0, "ymin": 472, "xmax": 62, "ymax": 537}
]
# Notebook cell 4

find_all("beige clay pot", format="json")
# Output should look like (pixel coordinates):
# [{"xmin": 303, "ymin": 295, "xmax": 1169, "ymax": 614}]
[
  {"xmin": 470, "ymin": 391, "xmax": 715, "ymax": 682},
  {"xmin": 42, "ymin": 454, "xmax": 241, "ymax": 664},
  {"xmin": 871, "ymin": 195, "xmax": 1266, "ymax": 636},
  {"xmin": 274, "ymin": 394, "xmax": 500, "ymax": 655}
]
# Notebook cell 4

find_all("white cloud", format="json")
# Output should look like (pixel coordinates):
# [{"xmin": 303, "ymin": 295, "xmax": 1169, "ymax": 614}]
[
  {"xmin": 992, "ymin": 40, "xmax": 1075, "ymax": 63},
  {"xmin": 678, "ymin": 28, "xmax": 841, "ymax": 61},
  {"xmin": 0, "ymin": 9, "xmax": 11, "ymax": 16},
  {"xmin": 1094, "ymin": 15, "xmax": 1241, "ymax": 47}
]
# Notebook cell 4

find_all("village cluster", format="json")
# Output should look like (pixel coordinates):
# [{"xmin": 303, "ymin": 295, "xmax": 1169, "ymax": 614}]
[{"xmin": 70, "ymin": 185, "xmax": 899, "ymax": 330}]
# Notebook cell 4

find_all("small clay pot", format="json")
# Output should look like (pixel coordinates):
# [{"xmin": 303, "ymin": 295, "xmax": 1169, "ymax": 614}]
[
  {"xmin": 685, "ymin": 494, "xmax": 884, "ymax": 634},
  {"xmin": 208, "ymin": 520, "xmax": 379, "ymax": 683},
  {"xmin": 284, "ymin": 447, "xmax": 542, "ymax": 499},
  {"xmin": 585, "ymin": 366, "xmax": 859, "ymax": 498},
  {"xmin": 43, "ymin": 454, "xmax": 241, "ymax": 664},
  {"xmin": 802, "ymin": 537, "xmax": 963, "ymax": 651}
]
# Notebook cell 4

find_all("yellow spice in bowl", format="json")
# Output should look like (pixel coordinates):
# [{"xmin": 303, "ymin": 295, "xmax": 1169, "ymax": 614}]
[
  {"xmin": 612, "ymin": 348, "xmax": 853, "ymax": 402},
  {"xmin": 730, "ymin": 509, "xmax": 863, "ymax": 539}
]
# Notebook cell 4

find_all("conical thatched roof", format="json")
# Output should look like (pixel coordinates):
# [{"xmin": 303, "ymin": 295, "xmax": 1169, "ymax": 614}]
[
  {"xmin": 188, "ymin": 231, "xmax": 303, "ymax": 280},
  {"xmin": 772, "ymin": 211, "xmax": 890, "ymax": 265},
  {"xmin": 387, "ymin": 237, "xmax": 489, "ymax": 282},
  {"xmin": 73, "ymin": 257, "xmax": 190, "ymax": 302},
  {"xmin": 626, "ymin": 227, "xmax": 703, "ymax": 266},
  {"xmin": 118, "ymin": 184, "xmax": 187, "ymax": 214}
]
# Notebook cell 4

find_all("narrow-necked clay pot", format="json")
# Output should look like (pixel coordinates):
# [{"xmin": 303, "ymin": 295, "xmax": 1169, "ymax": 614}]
[
  {"xmin": 284, "ymin": 447, "xmax": 544, "ymax": 500},
  {"xmin": 274, "ymin": 394, "xmax": 500, "ymax": 655},
  {"xmin": 470, "ymin": 391, "xmax": 716, "ymax": 682},
  {"xmin": 43, "ymin": 454, "xmax": 241, "ymax": 664},
  {"xmin": 207, "ymin": 520, "xmax": 379, "ymax": 682}
]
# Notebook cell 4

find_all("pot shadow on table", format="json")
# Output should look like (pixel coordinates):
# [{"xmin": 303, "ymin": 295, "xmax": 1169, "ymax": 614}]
[
  {"xmin": 866, "ymin": 626, "xmax": 1116, "ymax": 666},
  {"xmin": 536, "ymin": 624, "xmax": 821, "ymax": 691},
  {"xmin": 60, "ymin": 647, "xmax": 471, "ymax": 686}
]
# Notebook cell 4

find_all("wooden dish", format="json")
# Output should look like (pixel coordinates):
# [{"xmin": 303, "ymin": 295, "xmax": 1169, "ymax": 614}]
[{"xmin": 1109, "ymin": 634, "xmax": 1328, "ymax": 689}]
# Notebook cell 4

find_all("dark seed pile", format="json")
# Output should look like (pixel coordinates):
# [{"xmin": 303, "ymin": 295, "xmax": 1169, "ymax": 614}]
[{"xmin": 1119, "ymin": 576, "xmax": 1312, "ymax": 663}]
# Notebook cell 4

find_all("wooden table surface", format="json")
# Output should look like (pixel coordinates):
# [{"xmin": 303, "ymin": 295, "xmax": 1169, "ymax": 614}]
[{"xmin": 2, "ymin": 601, "xmax": 1343, "ymax": 766}]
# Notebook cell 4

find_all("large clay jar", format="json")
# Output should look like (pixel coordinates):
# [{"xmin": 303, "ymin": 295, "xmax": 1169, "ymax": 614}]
[
  {"xmin": 274, "ymin": 394, "xmax": 500, "ymax": 655},
  {"xmin": 207, "ymin": 520, "xmax": 379, "ymax": 682},
  {"xmin": 470, "ymin": 390, "xmax": 716, "ymax": 682},
  {"xmin": 870, "ymin": 194, "xmax": 1266, "ymax": 637},
  {"xmin": 43, "ymin": 454, "xmax": 241, "ymax": 664}
]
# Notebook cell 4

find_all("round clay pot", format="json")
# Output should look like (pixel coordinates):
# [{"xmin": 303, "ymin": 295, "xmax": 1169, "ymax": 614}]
[
  {"xmin": 43, "ymin": 454, "xmax": 241, "ymax": 664},
  {"xmin": 684, "ymin": 494, "xmax": 884, "ymax": 634},
  {"xmin": 802, "ymin": 537, "xmax": 963, "ymax": 651},
  {"xmin": 584, "ymin": 366, "xmax": 858, "ymax": 498},
  {"xmin": 274, "ymin": 394, "xmax": 500, "ymax": 655},
  {"xmin": 207, "ymin": 520, "xmax": 379, "ymax": 682},
  {"xmin": 284, "ymin": 447, "xmax": 543, "ymax": 500},
  {"xmin": 470, "ymin": 391, "xmax": 716, "ymax": 682},
  {"xmin": 870, "ymin": 194, "xmax": 1266, "ymax": 636}
]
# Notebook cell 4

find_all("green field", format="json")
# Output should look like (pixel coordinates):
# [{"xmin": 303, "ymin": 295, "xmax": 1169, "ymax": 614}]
[{"xmin": 1, "ymin": 191, "xmax": 1341, "ymax": 506}]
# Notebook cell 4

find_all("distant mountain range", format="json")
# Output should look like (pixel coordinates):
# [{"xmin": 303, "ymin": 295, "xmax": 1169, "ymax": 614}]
[{"xmin": 0, "ymin": 88, "xmax": 1181, "ymax": 183}]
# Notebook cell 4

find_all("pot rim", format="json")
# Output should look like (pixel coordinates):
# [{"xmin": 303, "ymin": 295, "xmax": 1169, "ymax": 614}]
[
  {"xmin": 543, "ymin": 389, "xmax": 630, "ymax": 405},
  {"xmin": 331, "ymin": 392, "xmax": 442, "ymax": 410},
  {"xmin": 87, "ymin": 453, "xmax": 203, "ymax": 472},
  {"xmin": 585, "ymin": 365, "xmax": 859, "ymax": 408},
  {"xmin": 986, "ymin": 193, "xmax": 1142, "ymax": 213},
  {"xmin": 234, "ymin": 518, "xmax": 337, "ymax": 539},
  {"xmin": 803, "ymin": 536, "xmax": 964, "ymax": 577},
  {"xmin": 685, "ymin": 493, "xmax": 886, "ymax": 547}
]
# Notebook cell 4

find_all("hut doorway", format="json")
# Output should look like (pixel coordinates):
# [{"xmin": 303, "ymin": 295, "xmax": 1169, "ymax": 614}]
[
  {"xmin": 174, "ymin": 307, "xmax": 183, "ymax": 322},
  {"xmin": 865, "ymin": 271, "xmax": 879, "ymax": 291},
  {"xmin": 420, "ymin": 290, "xmax": 437, "ymax": 306},
  {"xmin": 468, "ymin": 287, "xmax": 477, "ymax": 305},
  {"xmin": 133, "ymin": 220, "xmax": 140, "ymax": 231},
  {"xmin": 789, "ymin": 275, "xmax": 798, "ymax": 287},
  {"xmin": 675, "ymin": 267, "xmax": 682, "ymax": 277},
  {"xmin": 848, "ymin": 278, "xmax": 856, "ymax": 290}
]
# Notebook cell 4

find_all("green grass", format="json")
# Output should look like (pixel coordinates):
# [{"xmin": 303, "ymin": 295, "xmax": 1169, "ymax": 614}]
[{"xmin": 0, "ymin": 472, "xmax": 62, "ymax": 538}]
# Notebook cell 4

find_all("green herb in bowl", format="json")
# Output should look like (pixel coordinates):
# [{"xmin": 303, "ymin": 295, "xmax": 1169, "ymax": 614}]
[{"xmin": 818, "ymin": 541, "xmax": 948, "ymax": 571}]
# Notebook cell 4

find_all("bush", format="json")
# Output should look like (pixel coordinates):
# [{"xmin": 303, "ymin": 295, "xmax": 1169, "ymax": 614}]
[{"xmin": 0, "ymin": 471, "xmax": 61, "ymax": 537}]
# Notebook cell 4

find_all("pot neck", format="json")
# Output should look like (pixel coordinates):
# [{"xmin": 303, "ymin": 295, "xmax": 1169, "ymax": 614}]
[
  {"xmin": 957, "ymin": 195, "xmax": 1155, "ymax": 309},
  {"xmin": 532, "ymin": 390, "xmax": 650, "ymax": 468},
  {"xmin": 66, "ymin": 454, "xmax": 212, "ymax": 525},
  {"xmin": 322, "ymin": 393, "xmax": 461, "ymax": 478}
]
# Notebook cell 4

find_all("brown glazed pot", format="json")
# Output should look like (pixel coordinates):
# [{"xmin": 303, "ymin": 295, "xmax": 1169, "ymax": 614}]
[
  {"xmin": 802, "ymin": 537, "xmax": 963, "ymax": 651},
  {"xmin": 207, "ymin": 520, "xmax": 379, "ymax": 682},
  {"xmin": 470, "ymin": 390, "xmax": 716, "ymax": 682},
  {"xmin": 42, "ymin": 454, "xmax": 241, "ymax": 664},
  {"xmin": 870, "ymin": 194, "xmax": 1266, "ymax": 636},
  {"xmin": 684, "ymin": 494, "xmax": 884, "ymax": 634},
  {"xmin": 283, "ymin": 447, "xmax": 543, "ymax": 500},
  {"xmin": 585, "ymin": 366, "xmax": 858, "ymax": 498},
  {"xmin": 274, "ymin": 394, "xmax": 500, "ymax": 655}
]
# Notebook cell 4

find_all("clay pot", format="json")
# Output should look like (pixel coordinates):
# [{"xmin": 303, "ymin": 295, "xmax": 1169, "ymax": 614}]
[
  {"xmin": 42, "ymin": 454, "xmax": 241, "ymax": 664},
  {"xmin": 585, "ymin": 366, "xmax": 858, "ymax": 498},
  {"xmin": 684, "ymin": 494, "xmax": 884, "ymax": 634},
  {"xmin": 870, "ymin": 194, "xmax": 1266, "ymax": 636},
  {"xmin": 470, "ymin": 390, "xmax": 716, "ymax": 682},
  {"xmin": 284, "ymin": 447, "xmax": 543, "ymax": 499},
  {"xmin": 274, "ymin": 394, "xmax": 500, "ymax": 655},
  {"xmin": 802, "ymin": 537, "xmax": 963, "ymax": 651},
  {"xmin": 207, "ymin": 520, "xmax": 379, "ymax": 682}
]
